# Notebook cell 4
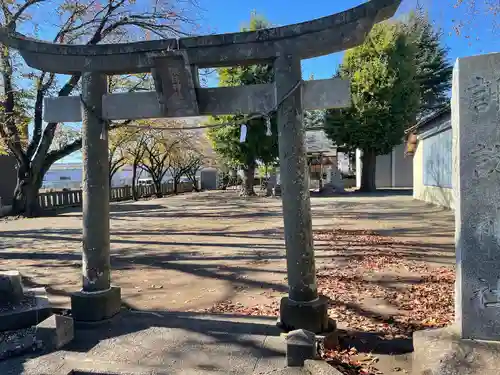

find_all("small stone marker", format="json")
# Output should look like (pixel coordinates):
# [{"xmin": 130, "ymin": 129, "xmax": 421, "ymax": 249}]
[
  {"xmin": 267, "ymin": 173, "xmax": 277, "ymax": 197},
  {"xmin": 35, "ymin": 314, "xmax": 74, "ymax": 351},
  {"xmin": 0, "ymin": 271, "xmax": 24, "ymax": 304},
  {"xmin": 286, "ymin": 329, "xmax": 316, "ymax": 367},
  {"xmin": 329, "ymin": 166, "xmax": 344, "ymax": 193}
]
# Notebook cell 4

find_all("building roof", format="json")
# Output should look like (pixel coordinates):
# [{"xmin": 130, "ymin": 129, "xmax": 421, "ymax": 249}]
[
  {"xmin": 50, "ymin": 163, "xmax": 82, "ymax": 170},
  {"xmin": 405, "ymin": 105, "xmax": 451, "ymax": 135}
]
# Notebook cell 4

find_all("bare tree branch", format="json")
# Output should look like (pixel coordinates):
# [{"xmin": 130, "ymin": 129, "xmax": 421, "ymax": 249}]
[
  {"xmin": 1, "ymin": 0, "xmax": 202, "ymax": 215},
  {"xmin": 8, "ymin": 0, "xmax": 48, "ymax": 29},
  {"xmin": 44, "ymin": 138, "xmax": 82, "ymax": 168}
]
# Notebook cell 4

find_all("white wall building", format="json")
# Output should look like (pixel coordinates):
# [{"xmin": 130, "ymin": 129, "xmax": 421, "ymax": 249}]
[
  {"xmin": 43, "ymin": 164, "xmax": 138, "ymax": 190},
  {"xmin": 355, "ymin": 143, "xmax": 413, "ymax": 189},
  {"xmin": 43, "ymin": 163, "xmax": 201, "ymax": 190}
]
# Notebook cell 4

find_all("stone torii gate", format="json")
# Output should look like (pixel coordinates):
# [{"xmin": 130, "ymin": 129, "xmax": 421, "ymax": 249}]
[{"xmin": 0, "ymin": 0, "xmax": 400, "ymax": 332}]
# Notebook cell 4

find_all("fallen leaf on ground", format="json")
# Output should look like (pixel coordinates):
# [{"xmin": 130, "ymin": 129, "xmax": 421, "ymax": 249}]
[{"xmin": 192, "ymin": 228, "xmax": 455, "ymax": 375}]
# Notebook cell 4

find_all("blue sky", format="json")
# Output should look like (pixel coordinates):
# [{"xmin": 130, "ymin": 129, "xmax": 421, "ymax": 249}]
[
  {"xmin": 197, "ymin": 0, "xmax": 500, "ymax": 81},
  {"xmin": 57, "ymin": 0, "xmax": 500, "ymax": 163}
]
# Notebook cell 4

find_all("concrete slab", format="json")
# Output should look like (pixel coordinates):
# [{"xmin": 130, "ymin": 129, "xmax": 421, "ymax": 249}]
[
  {"xmin": 413, "ymin": 324, "xmax": 500, "ymax": 375},
  {"xmin": 0, "ymin": 310, "xmax": 295, "ymax": 375},
  {"xmin": 304, "ymin": 360, "xmax": 342, "ymax": 375}
]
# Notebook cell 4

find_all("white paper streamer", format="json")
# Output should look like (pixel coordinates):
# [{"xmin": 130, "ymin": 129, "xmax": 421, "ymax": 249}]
[
  {"xmin": 265, "ymin": 117, "xmax": 272, "ymax": 136},
  {"xmin": 240, "ymin": 124, "xmax": 247, "ymax": 143}
]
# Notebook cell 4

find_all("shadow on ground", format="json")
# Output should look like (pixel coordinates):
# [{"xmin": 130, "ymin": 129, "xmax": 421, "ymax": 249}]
[
  {"xmin": 337, "ymin": 329, "xmax": 413, "ymax": 355},
  {"xmin": 0, "ymin": 191, "xmax": 455, "ymax": 369},
  {"xmin": 0, "ymin": 309, "xmax": 286, "ymax": 375}
]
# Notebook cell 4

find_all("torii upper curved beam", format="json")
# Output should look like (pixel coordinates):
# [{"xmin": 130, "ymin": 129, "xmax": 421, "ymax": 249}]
[{"xmin": 0, "ymin": 0, "xmax": 401, "ymax": 74}]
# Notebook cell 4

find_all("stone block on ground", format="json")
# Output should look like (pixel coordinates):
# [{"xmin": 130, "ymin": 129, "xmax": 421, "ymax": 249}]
[
  {"xmin": 0, "ymin": 271, "xmax": 24, "ymax": 304},
  {"xmin": 71, "ymin": 286, "xmax": 121, "ymax": 322},
  {"xmin": 303, "ymin": 360, "xmax": 343, "ymax": 375},
  {"xmin": 412, "ymin": 325, "xmax": 500, "ymax": 375},
  {"xmin": 266, "ymin": 174, "xmax": 277, "ymax": 197},
  {"xmin": 0, "ymin": 288, "xmax": 52, "ymax": 332},
  {"xmin": 272, "ymin": 185, "xmax": 281, "ymax": 197},
  {"xmin": 279, "ymin": 296, "xmax": 333, "ymax": 334},
  {"xmin": 35, "ymin": 314, "xmax": 74, "ymax": 351},
  {"xmin": 286, "ymin": 329, "xmax": 316, "ymax": 367}
]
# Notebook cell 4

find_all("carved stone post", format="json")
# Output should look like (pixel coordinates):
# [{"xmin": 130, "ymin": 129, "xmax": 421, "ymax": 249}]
[
  {"xmin": 274, "ymin": 54, "xmax": 330, "ymax": 333},
  {"xmin": 70, "ymin": 72, "xmax": 121, "ymax": 322}
]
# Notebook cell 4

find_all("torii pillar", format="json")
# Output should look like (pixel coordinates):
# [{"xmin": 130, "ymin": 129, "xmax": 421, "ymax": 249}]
[
  {"xmin": 275, "ymin": 54, "xmax": 330, "ymax": 333},
  {"xmin": 71, "ymin": 72, "xmax": 121, "ymax": 322}
]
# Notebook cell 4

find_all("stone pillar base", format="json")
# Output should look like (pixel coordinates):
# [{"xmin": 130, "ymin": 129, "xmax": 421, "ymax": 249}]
[
  {"xmin": 413, "ymin": 325, "xmax": 500, "ymax": 375},
  {"xmin": 277, "ymin": 296, "xmax": 334, "ymax": 334},
  {"xmin": 71, "ymin": 286, "xmax": 121, "ymax": 322}
]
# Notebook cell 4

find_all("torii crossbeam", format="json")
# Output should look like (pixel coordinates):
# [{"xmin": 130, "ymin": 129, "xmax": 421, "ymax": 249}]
[{"xmin": 0, "ymin": 0, "xmax": 401, "ymax": 331}]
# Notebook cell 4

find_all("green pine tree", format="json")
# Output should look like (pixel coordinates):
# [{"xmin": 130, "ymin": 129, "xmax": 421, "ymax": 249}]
[{"xmin": 403, "ymin": 10, "xmax": 453, "ymax": 118}]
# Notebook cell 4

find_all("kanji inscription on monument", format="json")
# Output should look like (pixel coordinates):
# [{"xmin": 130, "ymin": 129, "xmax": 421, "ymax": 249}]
[
  {"xmin": 453, "ymin": 51, "xmax": 500, "ymax": 340},
  {"xmin": 151, "ymin": 52, "xmax": 199, "ymax": 117}
]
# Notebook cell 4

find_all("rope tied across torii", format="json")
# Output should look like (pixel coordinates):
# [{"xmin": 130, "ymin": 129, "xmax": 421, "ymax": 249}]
[{"xmin": 0, "ymin": 0, "xmax": 401, "ymax": 333}]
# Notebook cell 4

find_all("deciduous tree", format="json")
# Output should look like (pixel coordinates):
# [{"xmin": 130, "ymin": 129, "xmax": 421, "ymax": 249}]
[
  {"xmin": 451, "ymin": 0, "xmax": 500, "ymax": 39},
  {"xmin": 139, "ymin": 126, "xmax": 182, "ymax": 197},
  {"xmin": 124, "ymin": 129, "xmax": 148, "ymax": 201},
  {"xmin": 0, "ymin": 0, "xmax": 198, "ymax": 216},
  {"xmin": 167, "ymin": 129, "xmax": 210, "ymax": 193},
  {"xmin": 168, "ymin": 146, "xmax": 203, "ymax": 193},
  {"xmin": 108, "ymin": 127, "xmax": 141, "ymax": 185}
]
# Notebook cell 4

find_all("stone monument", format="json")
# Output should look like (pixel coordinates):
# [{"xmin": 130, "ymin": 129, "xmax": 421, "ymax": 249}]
[
  {"xmin": 412, "ymin": 52, "xmax": 500, "ymax": 374},
  {"xmin": 266, "ymin": 172, "xmax": 277, "ymax": 197},
  {"xmin": 0, "ymin": 0, "xmax": 401, "ymax": 331}
]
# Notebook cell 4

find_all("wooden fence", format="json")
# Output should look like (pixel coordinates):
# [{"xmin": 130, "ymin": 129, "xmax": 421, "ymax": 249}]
[{"xmin": 37, "ymin": 182, "xmax": 193, "ymax": 210}]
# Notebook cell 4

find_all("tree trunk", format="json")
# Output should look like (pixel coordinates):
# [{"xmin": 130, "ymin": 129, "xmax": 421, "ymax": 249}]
[
  {"xmin": 173, "ymin": 177, "xmax": 179, "ymax": 194},
  {"xmin": 109, "ymin": 166, "xmax": 118, "ymax": 189},
  {"xmin": 152, "ymin": 177, "xmax": 163, "ymax": 198},
  {"xmin": 359, "ymin": 148, "xmax": 377, "ymax": 192},
  {"xmin": 188, "ymin": 174, "xmax": 199, "ymax": 192},
  {"xmin": 11, "ymin": 163, "xmax": 42, "ymax": 217},
  {"xmin": 109, "ymin": 168, "xmax": 115, "ymax": 192},
  {"xmin": 240, "ymin": 165, "xmax": 256, "ymax": 197},
  {"xmin": 132, "ymin": 162, "xmax": 138, "ymax": 201}
]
